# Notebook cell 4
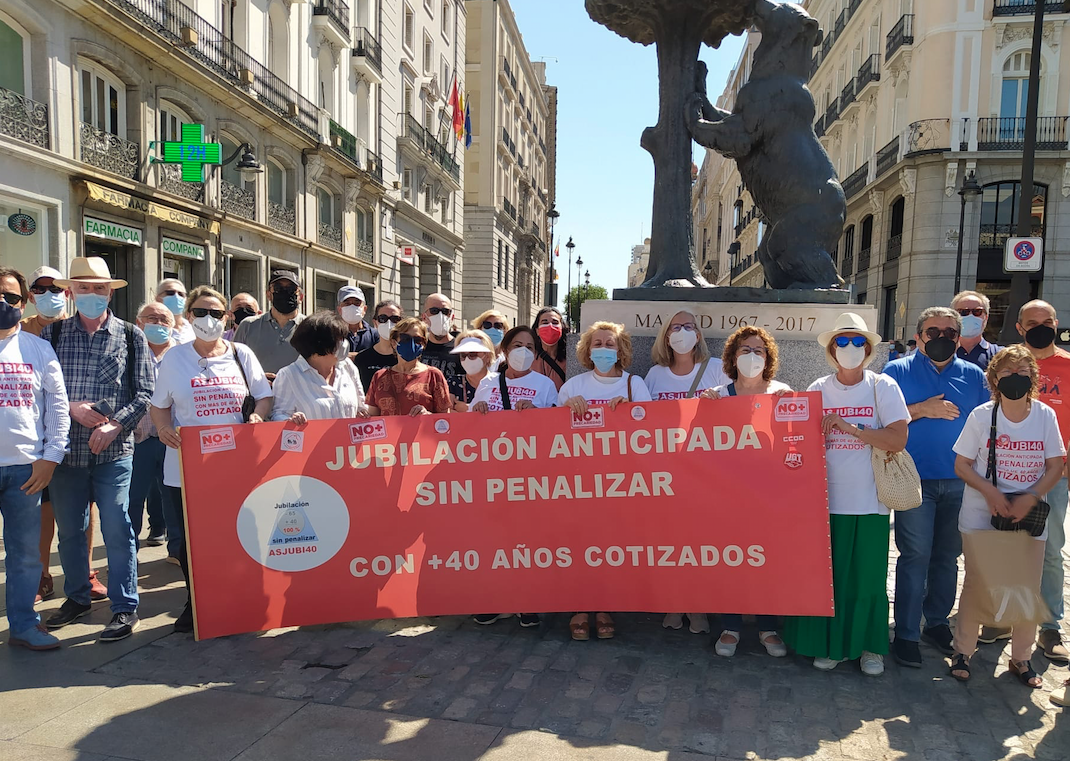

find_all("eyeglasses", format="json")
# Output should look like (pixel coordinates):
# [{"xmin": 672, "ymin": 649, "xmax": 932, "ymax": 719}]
[
  {"xmin": 30, "ymin": 284, "xmax": 64, "ymax": 295},
  {"xmin": 738, "ymin": 346, "xmax": 767, "ymax": 356},
  {"xmin": 957, "ymin": 308, "xmax": 985, "ymax": 318},
  {"xmin": 427, "ymin": 306, "xmax": 452, "ymax": 316},
  {"xmin": 458, "ymin": 352, "xmax": 485, "ymax": 361},
  {"xmin": 669, "ymin": 323, "xmax": 697, "ymax": 333},
  {"xmin": 481, "ymin": 321, "xmax": 505, "ymax": 330},
  {"xmin": 833, "ymin": 335, "xmax": 868, "ymax": 348},
  {"xmin": 375, "ymin": 314, "xmax": 402, "ymax": 324},
  {"xmin": 924, "ymin": 327, "xmax": 960, "ymax": 341},
  {"xmin": 190, "ymin": 307, "xmax": 226, "ymax": 319},
  {"xmin": 1, "ymin": 292, "xmax": 24, "ymax": 306},
  {"xmin": 162, "ymin": 289, "xmax": 186, "ymax": 297},
  {"xmin": 140, "ymin": 316, "xmax": 171, "ymax": 326}
]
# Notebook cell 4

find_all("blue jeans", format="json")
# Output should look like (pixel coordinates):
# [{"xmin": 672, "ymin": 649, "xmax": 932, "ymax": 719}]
[
  {"xmin": 893, "ymin": 478, "xmax": 965, "ymax": 641},
  {"xmin": 49, "ymin": 458, "xmax": 138, "ymax": 613},
  {"xmin": 129, "ymin": 436, "xmax": 166, "ymax": 542},
  {"xmin": 1, "ymin": 464, "xmax": 44, "ymax": 633},
  {"xmin": 721, "ymin": 613, "xmax": 779, "ymax": 631},
  {"xmin": 1041, "ymin": 477, "xmax": 1068, "ymax": 631}
]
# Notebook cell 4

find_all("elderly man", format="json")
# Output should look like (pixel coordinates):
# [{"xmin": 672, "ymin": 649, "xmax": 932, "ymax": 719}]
[
  {"xmin": 223, "ymin": 292, "xmax": 260, "ymax": 341},
  {"xmin": 883, "ymin": 306, "xmax": 988, "ymax": 668},
  {"xmin": 234, "ymin": 270, "xmax": 304, "ymax": 379},
  {"xmin": 952, "ymin": 290, "xmax": 1001, "ymax": 370},
  {"xmin": 338, "ymin": 285, "xmax": 375, "ymax": 356},
  {"xmin": 155, "ymin": 279, "xmax": 193, "ymax": 344},
  {"xmin": 42, "ymin": 257, "xmax": 154, "ymax": 642},
  {"xmin": 420, "ymin": 293, "xmax": 461, "ymax": 386}
]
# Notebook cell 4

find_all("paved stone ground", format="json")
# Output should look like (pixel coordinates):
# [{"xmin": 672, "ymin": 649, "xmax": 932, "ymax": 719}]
[{"xmin": 1, "ymin": 512, "xmax": 1068, "ymax": 761}]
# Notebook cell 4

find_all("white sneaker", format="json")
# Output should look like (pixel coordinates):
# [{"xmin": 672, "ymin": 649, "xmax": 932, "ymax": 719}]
[
  {"xmin": 688, "ymin": 613, "xmax": 710, "ymax": 634},
  {"xmin": 813, "ymin": 657, "xmax": 845, "ymax": 671},
  {"xmin": 662, "ymin": 613, "xmax": 684, "ymax": 630},
  {"xmin": 759, "ymin": 631, "xmax": 788, "ymax": 658},
  {"xmin": 860, "ymin": 651, "xmax": 885, "ymax": 676},
  {"xmin": 715, "ymin": 630, "xmax": 739, "ymax": 657}
]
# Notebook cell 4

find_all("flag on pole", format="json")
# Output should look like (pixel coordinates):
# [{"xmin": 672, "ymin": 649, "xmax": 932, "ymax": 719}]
[
  {"xmin": 450, "ymin": 78, "xmax": 464, "ymax": 142},
  {"xmin": 464, "ymin": 96, "xmax": 472, "ymax": 149},
  {"xmin": 554, "ymin": 243, "xmax": 560, "ymax": 258}
]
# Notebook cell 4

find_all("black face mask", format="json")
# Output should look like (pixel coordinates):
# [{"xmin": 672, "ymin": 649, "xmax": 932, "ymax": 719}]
[
  {"xmin": 271, "ymin": 290, "xmax": 299, "ymax": 315},
  {"xmin": 997, "ymin": 373, "xmax": 1032, "ymax": 401},
  {"xmin": 233, "ymin": 306, "xmax": 257, "ymax": 325},
  {"xmin": 925, "ymin": 336, "xmax": 957, "ymax": 363},
  {"xmin": 1025, "ymin": 324, "xmax": 1056, "ymax": 350}
]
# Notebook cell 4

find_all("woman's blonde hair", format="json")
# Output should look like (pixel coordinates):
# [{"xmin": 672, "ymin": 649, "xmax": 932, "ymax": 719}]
[
  {"xmin": 986, "ymin": 345, "xmax": 1040, "ymax": 402},
  {"xmin": 453, "ymin": 329, "xmax": 495, "ymax": 368},
  {"xmin": 185, "ymin": 285, "xmax": 226, "ymax": 315},
  {"xmin": 576, "ymin": 321, "xmax": 632, "ymax": 371},
  {"xmin": 471, "ymin": 310, "xmax": 510, "ymax": 334},
  {"xmin": 722, "ymin": 326, "xmax": 779, "ymax": 381},
  {"xmin": 651, "ymin": 311, "xmax": 710, "ymax": 367},
  {"xmin": 390, "ymin": 316, "xmax": 427, "ymax": 343}
]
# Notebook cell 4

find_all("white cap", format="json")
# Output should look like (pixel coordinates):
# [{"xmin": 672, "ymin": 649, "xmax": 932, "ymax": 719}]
[
  {"xmin": 449, "ymin": 336, "xmax": 493, "ymax": 354},
  {"xmin": 29, "ymin": 266, "xmax": 63, "ymax": 285}
]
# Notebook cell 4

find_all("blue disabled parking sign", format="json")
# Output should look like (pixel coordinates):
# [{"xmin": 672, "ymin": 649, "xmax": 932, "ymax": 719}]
[{"xmin": 1005, "ymin": 237, "xmax": 1043, "ymax": 273}]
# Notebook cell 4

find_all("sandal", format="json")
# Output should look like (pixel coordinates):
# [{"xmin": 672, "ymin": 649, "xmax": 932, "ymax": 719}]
[
  {"xmin": 949, "ymin": 653, "xmax": 971, "ymax": 682},
  {"xmin": 715, "ymin": 630, "xmax": 739, "ymax": 657},
  {"xmin": 759, "ymin": 630, "xmax": 788, "ymax": 658},
  {"xmin": 595, "ymin": 612, "xmax": 615, "ymax": 640},
  {"xmin": 1009, "ymin": 659, "xmax": 1042, "ymax": 689},
  {"xmin": 569, "ymin": 613, "xmax": 590, "ymax": 641}
]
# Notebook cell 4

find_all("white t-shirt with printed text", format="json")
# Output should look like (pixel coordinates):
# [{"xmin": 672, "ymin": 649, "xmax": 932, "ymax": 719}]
[
  {"xmin": 645, "ymin": 361, "xmax": 730, "ymax": 400},
  {"xmin": 558, "ymin": 371, "xmax": 652, "ymax": 406},
  {"xmin": 712, "ymin": 380, "xmax": 793, "ymax": 397},
  {"xmin": 807, "ymin": 371, "xmax": 910, "ymax": 516},
  {"xmin": 151, "ymin": 341, "xmax": 273, "ymax": 487},
  {"xmin": 952, "ymin": 400, "xmax": 1065, "ymax": 539},
  {"xmin": 470, "ymin": 370, "xmax": 558, "ymax": 411}
]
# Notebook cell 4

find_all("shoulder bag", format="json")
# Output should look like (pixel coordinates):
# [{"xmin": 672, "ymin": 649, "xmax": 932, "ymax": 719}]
[
  {"xmin": 987, "ymin": 402, "xmax": 1050, "ymax": 537},
  {"xmin": 688, "ymin": 358, "xmax": 711, "ymax": 397},
  {"xmin": 499, "ymin": 372, "xmax": 512, "ymax": 411},
  {"xmin": 229, "ymin": 342, "xmax": 258, "ymax": 422},
  {"xmin": 870, "ymin": 374, "xmax": 923, "ymax": 511}
]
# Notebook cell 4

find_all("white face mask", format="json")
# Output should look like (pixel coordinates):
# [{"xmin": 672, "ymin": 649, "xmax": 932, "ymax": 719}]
[
  {"xmin": 340, "ymin": 304, "xmax": 364, "ymax": 324},
  {"xmin": 192, "ymin": 315, "xmax": 225, "ymax": 342},
  {"xmin": 668, "ymin": 328, "xmax": 699, "ymax": 354},
  {"xmin": 461, "ymin": 357, "xmax": 485, "ymax": 375},
  {"xmin": 429, "ymin": 313, "xmax": 451, "ymax": 336},
  {"xmin": 736, "ymin": 353, "xmax": 766, "ymax": 379},
  {"xmin": 836, "ymin": 344, "xmax": 867, "ymax": 370},
  {"xmin": 507, "ymin": 347, "xmax": 535, "ymax": 372},
  {"xmin": 377, "ymin": 322, "xmax": 393, "ymax": 342}
]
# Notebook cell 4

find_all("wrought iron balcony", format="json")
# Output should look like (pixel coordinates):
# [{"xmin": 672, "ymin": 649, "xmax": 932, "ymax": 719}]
[
  {"xmin": 356, "ymin": 238, "xmax": 374, "ymax": 263},
  {"xmin": 221, "ymin": 179, "xmax": 255, "ymax": 220},
  {"xmin": 814, "ymin": 114, "xmax": 826, "ymax": 139},
  {"xmin": 731, "ymin": 254, "xmax": 756, "ymax": 280},
  {"xmin": 158, "ymin": 163, "xmax": 204, "ymax": 201},
  {"xmin": 823, "ymin": 98, "xmax": 841, "ymax": 129},
  {"xmin": 875, "ymin": 137, "xmax": 900, "ymax": 178},
  {"xmin": 980, "ymin": 222, "xmax": 1045, "ymax": 250},
  {"xmin": 366, "ymin": 149, "xmax": 383, "ymax": 182},
  {"xmin": 352, "ymin": 27, "xmax": 382, "ymax": 79},
  {"xmin": 858, "ymin": 246, "xmax": 872, "ymax": 271},
  {"xmin": 842, "ymin": 164, "xmax": 869, "ymax": 200},
  {"xmin": 318, "ymin": 222, "xmax": 342, "ymax": 252},
  {"xmin": 976, "ymin": 116, "xmax": 1068, "ymax": 151},
  {"xmin": 840, "ymin": 253, "xmax": 854, "ymax": 279},
  {"xmin": 267, "ymin": 200, "xmax": 295, "ymax": 235},
  {"xmin": 856, "ymin": 54, "xmax": 880, "ymax": 95},
  {"xmin": 886, "ymin": 235, "xmax": 903, "ymax": 261},
  {"xmin": 531, "ymin": 221, "xmax": 540, "ymax": 236},
  {"xmin": 886, "ymin": 14, "xmax": 914, "ymax": 62},
  {"xmin": 993, "ymin": 1, "xmax": 1068, "ymax": 16},
  {"xmin": 503, "ymin": 197, "xmax": 516, "ymax": 221},
  {"xmin": 0, "ymin": 86, "xmax": 49, "ymax": 150},
  {"xmin": 80, "ymin": 122, "xmax": 139, "ymax": 179},
  {"xmin": 312, "ymin": 0, "xmax": 350, "ymax": 46},
  {"xmin": 840, "ymin": 80, "xmax": 857, "ymax": 113},
  {"xmin": 329, "ymin": 119, "xmax": 381, "ymax": 181},
  {"xmin": 401, "ymin": 113, "xmax": 459, "ymax": 181}
]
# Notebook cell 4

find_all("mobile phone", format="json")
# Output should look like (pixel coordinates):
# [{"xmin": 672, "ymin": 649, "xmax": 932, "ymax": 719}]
[{"xmin": 91, "ymin": 399, "xmax": 115, "ymax": 418}]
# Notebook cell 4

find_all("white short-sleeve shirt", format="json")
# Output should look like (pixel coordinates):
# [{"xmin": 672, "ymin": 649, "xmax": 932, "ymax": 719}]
[
  {"xmin": 645, "ymin": 361, "xmax": 730, "ymax": 400},
  {"xmin": 470, "ymin": 370, "xmax": 557, "ymax": 411},
  {"xmin": 558, "ymin": 371, "xmax": 652, "ymax": 406}
]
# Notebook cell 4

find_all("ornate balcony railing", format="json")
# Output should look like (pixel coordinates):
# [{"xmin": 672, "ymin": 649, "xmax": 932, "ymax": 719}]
[
  {"xmin": 823, "ymin": 98, "xmax": 841, "ymax": 129},
  {"xmin": 886, "ymin": 234, "xmax": 903, "ymax": 261},
  {"xmin": 856, "ymin": 54, "xmax": 880, "ymax": 92},
  {"xmin": 886, "ymin": 14, "xmax": 915, "ymax": 61},
  {"xmin": 80, "ymin": 123, "xmax": 139, "ymax": 179},
  {"xmin": 0, "ymin": 86, "xmax": 49, "ymax": 149},
  {"xmin": 356, "ymin": 238, "xmax": 374, "ymax": 263},
  {"xmin": 842, "ymin": 164, "xmax": 869, "ymax": 200},
  {"xmin": 875, "ymin": 137, "xmax": 900, "ymax": 178},
  {"xmin": 814, "ymin": 114, "xmax": 826, "ymax": 139},
  {"xmin": 221, "ymin": 179, "xmax": 255, "ymax": 220},
  {"xmin": 312, "ymin": 0, "xmax": 350, "ymax": 37},
  {"xmin": 993, "ymin": 1, "xmax": 1067, "ymax": 16},
  {"xmin": 402, "ymin": 113, "xmax": 459, "ymax": 181},
  {"xmin": 366, "ymin": 149, "xmax": 383, "ymax": 182},
  {"xmin": 980, "ymin": 223, "xmax": 1045, "ymax": 250},
  {"xmin": 857, "ymin": 246, "xmax": 872, "ymax": 271},
  {"xmin": 518, "ymin": 214, "xmax": 526, "ymax": 230},
  {"xmin": 840, "ymin": 254, "xmax": 854, "ymax": 279},
  {"xmin": 319, "ymin": 222, "xmax": 342, "ymax": 252},
  {"xmin": 731, "ymin": 254, "xmax": 756, "ymax": 280},
  {"xmin": 531, "ymin": 221, "xmax": 540, "ymax": 236},
  {"xmin": 840, "ymin": 80, "xmax": 856, "ymax": 112},
  {"xmin": 976, "ymin": 116, "xmax": 1068, "ymax": 151},
  {"xmin": 100, "ymin": 0, "xmax": 321, "ymax": 140},
  {"xmin": 353, "ymin": 27, "xmax": 382, "ymax": 73},
  {"xmin": 158, "ymin": 163, "xmax": 204, "ymax": 200},
  {"xmin": 267, "ymin": 200, "xmax": 295, "ymax": 235}
]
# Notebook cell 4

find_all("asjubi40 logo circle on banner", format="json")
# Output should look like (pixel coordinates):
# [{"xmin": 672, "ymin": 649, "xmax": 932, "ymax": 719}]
[{"xmin": 236, "ymin": 476, "xmax": 350, "ymax": 572}]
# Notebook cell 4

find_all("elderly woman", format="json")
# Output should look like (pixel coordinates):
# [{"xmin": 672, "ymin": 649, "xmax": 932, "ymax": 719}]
[
  {"xmin": 365, "ymin": 317, "xmax": 451, "ymax": 417},
  {"xmin": 472, "ymin": 326, "xmax": 558, "ymax": 413},
  {"xmin": 272, "ymin": 310, "xmax": 367, "ymax": 423},
  {"xmin": 782, "ymin": 312, "xmax": 909, "ymax": 676},
  {"xmin": 532, "ymin": 307, "xmax": 567, "ymax": 390},
  {"xmin": 150, "ymin": 285, "xmax": 273, "ymax": 633},
  {"xmin": 949, "ymin": 345, "xmax": 1065, "ymax": 688},
  {"xmin": 448, "ymin": 330, "xmax": 496, "ymax": 412},
  {"xmin": 558, "ymin": 321, "xmax": 651, "ymax": 641},
  {"xmin": 355, "ymin": 300, "xmax": 403, "ymax": 390},
  {"xmin": 155, "ymin": 278, "xmax": 193, "ymax": 343},
  {"xmin": 645, "ymin": 310, "xmax": 728, "ymax": 401},
  {"xmin": 471, "ymin": 309, "xmax": 510, "ymax": 359}
]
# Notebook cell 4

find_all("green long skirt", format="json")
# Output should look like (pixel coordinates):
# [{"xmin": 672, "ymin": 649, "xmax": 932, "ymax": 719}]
[{"xmin": 783, "ymin": 513, "xmax": 890, "ymax": 660}]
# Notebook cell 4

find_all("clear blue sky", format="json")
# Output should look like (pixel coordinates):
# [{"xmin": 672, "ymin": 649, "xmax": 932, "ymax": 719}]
[{"xmin": 509, "ymin": 0, "xmax": 747, "ymax": 304}]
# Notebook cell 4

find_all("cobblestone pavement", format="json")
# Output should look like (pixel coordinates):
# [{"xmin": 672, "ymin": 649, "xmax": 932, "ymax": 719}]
[{"xmin": 1, "ymin": 516, "xmax": 1068, "ymax": 760}]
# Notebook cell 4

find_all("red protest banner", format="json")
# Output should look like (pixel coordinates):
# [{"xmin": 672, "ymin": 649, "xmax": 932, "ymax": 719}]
[{"xmin": 179, "ymin": 395, "xmax": 832, "ymax": 640}]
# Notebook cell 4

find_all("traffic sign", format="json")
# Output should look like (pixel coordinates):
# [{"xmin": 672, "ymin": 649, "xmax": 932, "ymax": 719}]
[{"xmin": 1005, "ymin": 237, "xmax": 1043, "ymax": 273}]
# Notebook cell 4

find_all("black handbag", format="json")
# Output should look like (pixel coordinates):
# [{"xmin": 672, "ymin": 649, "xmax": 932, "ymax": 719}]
[
  {"xmin": 986, "ymin": 403, "xmax": 1050, "ymax": 537},
  {"xmin": 230, "ymin": 342, "xmax": 258, "ymax": 422}
]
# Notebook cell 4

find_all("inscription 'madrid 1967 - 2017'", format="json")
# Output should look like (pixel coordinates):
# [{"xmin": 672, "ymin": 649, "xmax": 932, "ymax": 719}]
[{"xmin": 581, "ymin": 302, "xmax": 879, "ymax": 339}]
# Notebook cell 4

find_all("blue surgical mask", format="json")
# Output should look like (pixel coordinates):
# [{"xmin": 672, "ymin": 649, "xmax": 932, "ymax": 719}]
[
  {"xmin": 161, "ymin": 293, "xmax": 185, "ymax": 316},
  {"xmin": 34, "ymin": 290, "xmax": 66, "ymax": 318},
  {"xmin": 484, "ymin": 328, "xmax": 504, "ymax": 347},
  {"xmin": 143, "ymin": 324, "xmax": 171, "ymax": 346},
  {"xmin": 397, "ymin": 336, "xmax": 424, "ymax": 361},
  {"xmin": 960, "ymin": 314, "xmax": 984, "ymax": 339},
  {"xmin": 75, "ymin": 293, "xmax": 109, "ymax": 320},
  {"xmin": 590, "ymin": 347, "xmax": 618, "ymax": 374}
]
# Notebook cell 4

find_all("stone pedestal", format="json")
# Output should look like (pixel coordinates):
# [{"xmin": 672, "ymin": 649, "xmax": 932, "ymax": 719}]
[{"xmin": 568, "ymin": 299, "xmax": 885, "ymax": 392}]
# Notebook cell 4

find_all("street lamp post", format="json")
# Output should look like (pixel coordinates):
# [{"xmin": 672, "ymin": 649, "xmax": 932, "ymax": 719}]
[
  {"xmin": 546, "ymin": 203, "xmax": 560, "ymax": 307},
  {"xmin": 584, "ymin": 269, "xmax": 590, "ymax": 302},
  {"xmin": 574, "ymin": 254, "xmax": 583, "ymax": 331},
  {"xmin": 565, "ymin": 236, "xmax": 575, "ymax": 330},
  {"xmin": 954, "ymin": 171, "xmax": 982, "ymax": 294}
]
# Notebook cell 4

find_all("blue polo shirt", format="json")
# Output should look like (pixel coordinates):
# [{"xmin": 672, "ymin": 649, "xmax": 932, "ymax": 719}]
[
  {"xmin": 957, "ymin": 338, "xmax": 1001, "ymax": 370},
  {"xmin": 883, "ymin": 352, "xmax": 989, "ymax": 480}
]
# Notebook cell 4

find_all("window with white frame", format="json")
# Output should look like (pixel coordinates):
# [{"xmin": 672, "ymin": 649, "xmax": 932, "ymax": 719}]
[
  {"xmin": 403, "ymin": 4, "xmax": 415, "ymax": 55},
  {"xmin": 159, "ymin": 101, "xmax": 192, "ymax": 142},
  {"xmin": 356, "ymin": 208, "xmax": 374, "ymax": 244},
  {"xmin": 423, "ymin": 33, "xmax": 434, "ymax": 76},
  {"xmin": 318, "ymin": 186, "xmax": 339, "ymax": 227},
  {"xmin": 402, "ymin": 167, "xmax": 413, "ymax": 202},
  {"xmin": 0, "ymin": 14, "xmax": 30, "ymax": 96},
  {"xmin": 497, "ymin": 240, "xmax": 504, "ymax": 288},
  {"xmin": 267, "ymin": 158, "xmax": 289, "ymax": 207},
  {"xmin": 441, "ymin": 0, "xmax": 451, "ymax": 41},
  {"xmin": 441, "ymin": 57, "xmax": 451, "ymax": 95},
  {"xmin": 403, "ymin": 83, "xmax": 414, "ymax": 117},
  {"xmin": 424, "ymin": 185, "xmax": 433, "ymax": 214},
  {"xmin": 80, "ymin": 59, "xmax": 126, "ymax": 137},
  {"xmin": 440, "ymin": 193, "xmax": 450, "ymax": 225}
]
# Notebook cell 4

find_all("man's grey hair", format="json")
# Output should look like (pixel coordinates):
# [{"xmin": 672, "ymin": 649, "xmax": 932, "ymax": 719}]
[
  {"xmin": 136, "ymin": 301, "xmax": 175, "ymax": 326},
  {"xmin": 917, "ymin": 306, "xmax": 962, "ymax": 337},
  {"xmin": 155, "ymin": 278, "xmax": 185, "ymax": 296},
  {"xmin": 951, "ymin": 290, "xmax": 990, "ymax": 314}
]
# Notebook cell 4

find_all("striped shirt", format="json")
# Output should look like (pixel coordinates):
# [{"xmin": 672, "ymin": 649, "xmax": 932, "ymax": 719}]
[
  {"xmin": 271, "ymin": 355, "xmax": 366, "ymax": 421},
  {"xmin": 42, "ymin": 313, "xmax": 155, "ymax": 467},
  {"xmin": 0, "ymin": 328, "xmax": 70, "ymax": 467}
]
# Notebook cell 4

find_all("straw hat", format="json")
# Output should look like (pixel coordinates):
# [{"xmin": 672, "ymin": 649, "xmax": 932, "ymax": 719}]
[
  {"xmin": 817, "ymin": 312, "xmax": 882, "ymax": 369},
  {"xmin": 54, "ymin": 257, "xmax": 127, "ymax": 288}
]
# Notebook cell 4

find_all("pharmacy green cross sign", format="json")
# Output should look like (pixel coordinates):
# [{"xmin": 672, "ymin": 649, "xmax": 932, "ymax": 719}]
[{"xmin": 155, "ymin": 124, "xmax": 222, "ymax": 182}]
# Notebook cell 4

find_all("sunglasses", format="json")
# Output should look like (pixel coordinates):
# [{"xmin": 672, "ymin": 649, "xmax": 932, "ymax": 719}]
[
  {"xmin": 924, "ymin": 327, "xmax": 959, "ymax": 341},
  {"xmin": 458, "ymin": 352, "xmax": 486, "ymax": 361},
  {"xmin": 162, "ymin": 289, "xmax": 186, "ymax": 297},
  {"xmin": 428, "ymin": 306, "xmax": 452, "ymax": 316},
  {"xmin": 833, "ymin": 335, "xmax": 868, "ymax": 348},
  {"xmin": 30, "ymin": 284, "xmax": 64, "ymax": 295},
  {"xmin": 375, "ymin": 314, "xmax": 402, "ymax": 324},
  {"xmin": 957, "ymin": 308, "xmax": 985, "ymax": 318},
  {"xmin": 190, "ymin": 307, "xmax": 226, "ymax": 319},
  {"xmin": 481, "ymin": 321, "xmax": 505, "ymax": 330},
  {"xmin": 1, "ymin": 292, "xmax": 24, "ymax": 306}
]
